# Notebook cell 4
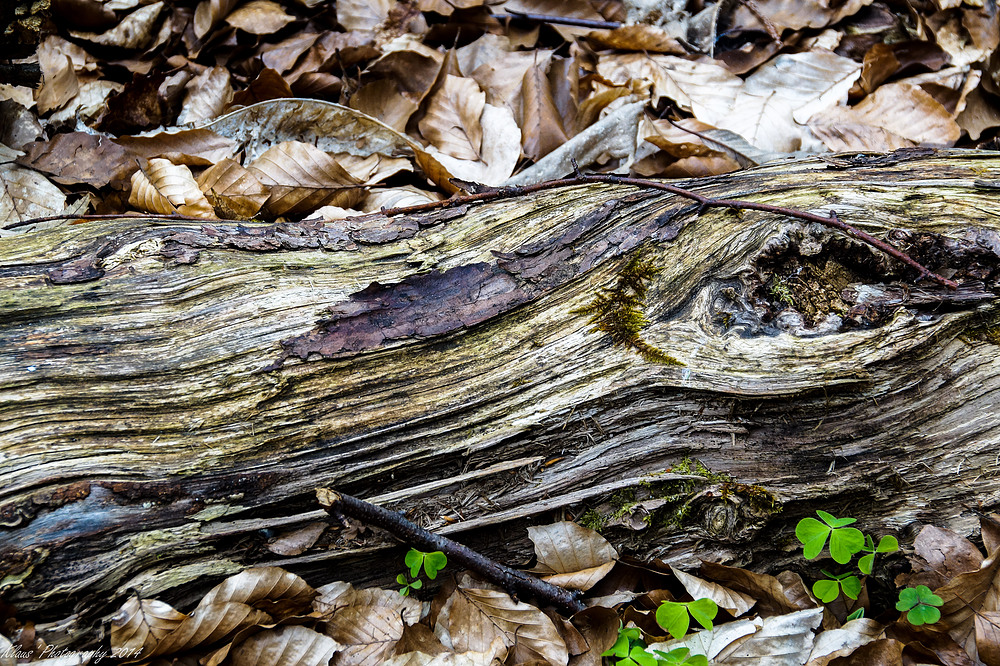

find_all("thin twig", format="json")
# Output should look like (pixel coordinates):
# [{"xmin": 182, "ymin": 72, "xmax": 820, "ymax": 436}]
[
  {"xmin": 316, "ymin": 489, "xmax": 586, "ymax": 616},
  {"xmin": 4, "ymin": 172, "xmax": 956, "ymax": 289}
]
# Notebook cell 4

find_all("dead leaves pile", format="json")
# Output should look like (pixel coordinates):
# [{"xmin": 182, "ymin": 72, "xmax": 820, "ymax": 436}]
[
  {"xmin": 2, "ymin": 0, "xmax": 999, "ymax": 230},
  {"xmin": 5, "ymin": 516, "xmax": 997, "ymax": 665}
]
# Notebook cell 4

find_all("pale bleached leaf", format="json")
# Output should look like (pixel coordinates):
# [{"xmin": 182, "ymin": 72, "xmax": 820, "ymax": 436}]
[
  {"xmin": 671, "ymin": 567, "xmax": 756, "ymax": 617},
  {"xmin": 714, "ymin": 607, "xmax": 823, "ymax": 665},
  {"xmin": 226, "ymin": 0, "xmax": 295, "ymax": 35},
  {"xmin": 231, "ymin": 624, "xmax": 340, "ymax": 666},
  {"xmin": 129, "ymin": 158, "xmax": 214, "ymax": 218},
  {"xmin": 805, "ymin": 618, "xmax": 883, "ymax": 666},
  {"xmin": 730, "ymin": 0, "xmax": 874, "ymax": 31},
  {"xmin": 364, "ymin": 185, "xmax": 440, "ymax": 212},
  {"xmin": 0, "ymin": 160, "xmax": 68, "ymax": 229},
  {"xmin": 337, "ymin": 0, "xmax": 392, "ymax": 31},
  {"xmin": 419, "ymin": 75, "xmax": 486, "ymax": 161}
]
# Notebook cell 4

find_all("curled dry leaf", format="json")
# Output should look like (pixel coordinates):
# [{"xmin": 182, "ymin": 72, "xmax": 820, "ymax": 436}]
[
  {"xmin": 197, "ymin": 158, "xmax": 270, "ymax": 219},
  {"xmin": 364, "ymin": 186, "xmax": 439, "ymax": 211},
  {"xmin": 230, "ymin": 624, "xmax": 340, "ymax": 666},
  {"xmin": 145, "ymin": 602, "xmax": 273, "ymax": 657},
  {"xmin": 116, "ymin": 129, "xmax": 238, "ymax": 166},
  {"xmin": 349, "ymin": 79, "xmax": 419, "ymax": 133},
  {"xmin": 198, "ymin": 566, "xmax": 317, "ymax": 619},
  {"xmin": 129, "ymin": 158, "xmax": 214, "ymax": 218},
  {"xmin": 194, "ymin": 0, "xmax": 239, "ymax": 39},
  {"xmin": 69, "ymin": 1, "xmax": 164, "ymax": 50},
  {"xmin": 730, "ymin": 0, "xmax": 874, "ymax": 32},
  {"xmin": 671, "ymin": 567, "xmax": 756, "ymax": 617},
  {"xmin": 49, "ymin": 80, "xmax": 124, "ymax": 125},
  {"xmin": 426, "ymin": 104, "xmax": 520, "ymax": 186},
  {"xmin": 335, "ymin": 153, "xmax": 412, "ymax": 184},
  {"xmin": 314, "ymin": 581, "xmax": 421, "ymax": 625},
  {"xmin": 806, "ymin": 618, "xmax": 884, "ymax": 666},
  {"xmin": 419, "ymin": 75, "xmax": 486, "ymax": 161},
  {"xmin": 248, "ymin": 141, "xmax": 365, "ymax": 216},
  {"xmin": 177, "ymin": 66, "xmax": 233, "ymax": 126},
  {"xmin": 435, "ymin": 587, "xmax": 568, "ymax": 666},
  {"xmin": 35, "ymin": 37, "xmax": 81, "ymax": 114}
]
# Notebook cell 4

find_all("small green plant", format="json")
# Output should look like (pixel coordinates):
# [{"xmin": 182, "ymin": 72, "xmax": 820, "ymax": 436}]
[
  {"xmin": 602, "ymin": 622, "xmax": 708, "ymax": 666},
  {"xmin": 655, "ymin": 599, "xmax": 718, "ymax": 640},
  {"xmin": 397, "ymin": 548, "xmax": 447, "ymax": 596},
  {"xmin": 813, "ymin": 570, "xmax": 862, "ymax": 603},
  {"xmin": 796, "ymin": 510, "xmax": 864, "ymax": 564},
  {"xmin": 651, "ymin": 647, "xmax": 708, "ymax": 666},
  {"xmin": 858, "ymin": 534, "xmax": 900, "ymax": 575},
  {"xmin": 896, "ymin": 586, "xmax": 943, "ymax": 625}
]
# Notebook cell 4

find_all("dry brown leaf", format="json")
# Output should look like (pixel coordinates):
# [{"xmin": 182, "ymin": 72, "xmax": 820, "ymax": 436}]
[
  {"xmin": 976, "ymin": 612, "xmax": 1000, "ymax": 666},
  {"xmin": 129, "ymin": 158, "xmax": 214, "ymax": 217},
  {"xmin": 363, "ymin": 186, "xmax": 439, "ymax": 212},
  {"xmin": 69, "ymin": 2, "xmax": 164, "ymax": 49},
  {"xmin": 148, "ymin": 602, "xmax": 273, "ymax": 657},
  {"xmin": 230, "ymin": 624, "xmax": 340, "ymax": 666},
  {"xmin": 18, "ymin": 132, "xmax": 135, "ymax": 188},
  {"xmin": 585, "ymin": 25, "xmax": 687, "ymax": 54},
  {"xmin": 567, "ymin": 606, "xmax": 619, "ymax": 666},
  {"xmin": 935, "ymin": 547, "xmax": 1000, "ymax": 662},
  {"xmin": 809, "ymin": 81, "xmax": 961, "ymax": 151},
  {"xmin": 914, "ymin": 524, "xmax": 984, "ymax": 579},
  {"xmin": 700, "ymin": 562, "xmax": 817, "ymax": 616},
  {"xmin": 49, "ymin": 79, "xmax": 124, "ymax": 125},
  {"xmin": 194, "ymin": 0, "xmax": 239, "ymax": 39},
  {"xmin": 528, "ymin": 522, "xmax": 617, "ymax": 576},
  {"xmin": 109, "ymin": 597, "xmax": 187, "ymax": 655},
  {"xmin": 265, "ymin": 522, "xmax": 327, "ymax": 557},
  {"xmin": 197, "ymin": 158, "xmax": 270, "ymax": 219},
  {"xmin": 248, "ymin": 141, "xmax": 365, "ymax": 216},
  {"xmin": 327, "ymin": 605, "xmax": 405, "ymax": 666},
  {"xmin": 115, "ymin": 129, "xmax": 237, "ymax": 166},
  {"xmin": 226, "ymin": 0, "xmax": 295, "ymax": 35},
  {"xmin": 984, "ymin": 514, "xmax": 1000, "ymax": 556},
  {"xmin": 314, "ymin": 581, "xmax": 421, "ymax": 625},
  {"xmin": 230, "ymin": 68, "xmax": 295, "ymax": 108},
  {"xmin": 456, "ymin": 34, "xmax": 539, "ymax": 115},
  {"xmin": 435, "ymin": 587, "xmax": 568, "ymax": 666},
  {"xmin": 335, "ymin": 153, "xmax": 412, "ymax": 184},
  {"xmin": 671, "ymin": 567, "xmax": 756, "ymax": 617},
  {"xmin": 382, "ymin": 652, "xmax": 477, "ymax": 666},
  {"xmin": 521, "ymin": 58, "xmax": 568, "ymax": 161},
  {"xmin": 419, "ymin": 75, "xmax": 486, "ymax": 161},
  {"xmin": 198, "ymin": 566, "xmax": 316, "ymax": 619},
  {"xmin": 349, "ymin": 79, "xmax": 419, "ymax": 132},
  {"xmin": 260, "ymin": 32, "xmax": 321, "ymax": 75},
  {"xmin": 177, "ymin": 66, "xmax": 233, "ymax": 126},
  {"xmin": 35, "ymin": 37, "xmax": 81, "ymax": 114}
]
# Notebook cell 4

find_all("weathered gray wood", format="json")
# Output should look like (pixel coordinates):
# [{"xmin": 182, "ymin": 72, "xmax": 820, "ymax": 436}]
[{"xmin": 2, "ymin": 149, "xmax": 1000, "ymax": 645}]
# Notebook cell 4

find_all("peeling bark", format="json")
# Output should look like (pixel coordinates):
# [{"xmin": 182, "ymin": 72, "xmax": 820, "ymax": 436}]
[{"xmin": 2, "ymin": 150, "xmax": 1000, "ymax": 646}]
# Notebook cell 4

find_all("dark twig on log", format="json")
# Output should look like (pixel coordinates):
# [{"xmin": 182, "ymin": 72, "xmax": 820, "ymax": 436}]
[
  {"xmin": 316, "ymin": 489, "xmax": 587, "ymax": 616},
  {"xmin": 494, "ymin": 10, "xmax": 622, "ymax": 30}
]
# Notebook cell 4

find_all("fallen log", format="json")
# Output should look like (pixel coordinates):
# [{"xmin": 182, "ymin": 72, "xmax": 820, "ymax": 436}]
[{"xmin": 2, "ymin": 149, "xmax": 999, "ymax": 646}]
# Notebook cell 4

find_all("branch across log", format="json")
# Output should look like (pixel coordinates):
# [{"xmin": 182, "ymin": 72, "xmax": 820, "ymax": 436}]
[{"xmin": 2, "ymin": 150, "xmax": 1000, "ymax": 645}]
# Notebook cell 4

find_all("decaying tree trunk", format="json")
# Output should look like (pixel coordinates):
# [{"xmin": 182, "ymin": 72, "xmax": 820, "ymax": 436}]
[{"xmin": 3, "ymin": 149, "xmax": 1000, "ymax": 645}]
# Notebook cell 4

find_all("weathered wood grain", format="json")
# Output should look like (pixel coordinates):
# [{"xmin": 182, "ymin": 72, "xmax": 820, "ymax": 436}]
[{"xmin": 2, "ymin": 150, "xmax": 999, "ymax": 645}]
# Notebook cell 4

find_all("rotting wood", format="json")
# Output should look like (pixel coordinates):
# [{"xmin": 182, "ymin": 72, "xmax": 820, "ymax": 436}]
[{"xmin": 2, "ymin": 149, "xmax": 1000, "ymax": 647}]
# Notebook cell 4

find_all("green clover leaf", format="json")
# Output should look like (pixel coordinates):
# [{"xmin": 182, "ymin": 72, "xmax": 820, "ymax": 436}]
[
  {"xmin": 796, "ymin": 511, "xmax": 864, "ymax": 564},
  {"xmin": 655, "ymin": 599, "xmax": 718, "ymax": 640},
  {"xmin": 896, "ymin": 586, "xmax": 943, "ymax": 626},
  {"xmin": 653, "ymin": 647, "xmax": 709, "ymax": 666}
]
